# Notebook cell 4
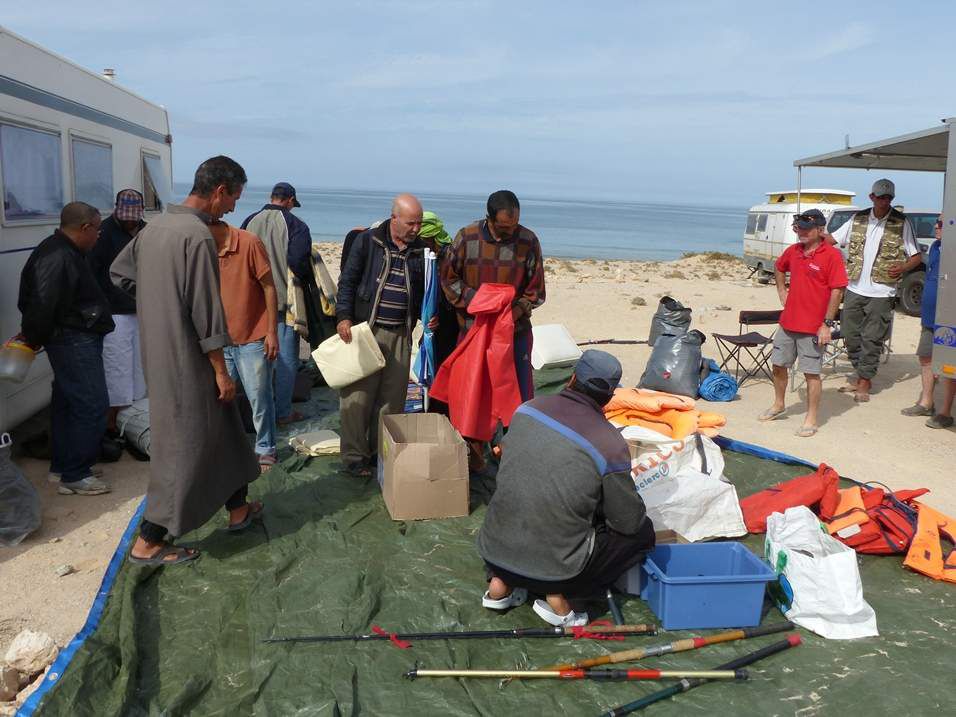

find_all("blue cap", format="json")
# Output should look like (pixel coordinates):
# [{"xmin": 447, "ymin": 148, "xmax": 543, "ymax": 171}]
[
  {"xmin": 575, "ymin": 350, "xmax": 622, "ymax": 393},
  {"xmin": 271, "ymin": 182, "xmax": 301, "ymax": 207}
]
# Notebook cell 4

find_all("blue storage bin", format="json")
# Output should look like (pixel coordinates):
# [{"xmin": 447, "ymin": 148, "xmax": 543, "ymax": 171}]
[{"xmin": 640, "ymin": 543, "xmax": 775, "ymax": 629}]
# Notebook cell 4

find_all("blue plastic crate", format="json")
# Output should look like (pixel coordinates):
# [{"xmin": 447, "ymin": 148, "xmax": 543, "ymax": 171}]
[{"xmin": 640, "ymin": 543, "xmax": 775, "ymax": 629}]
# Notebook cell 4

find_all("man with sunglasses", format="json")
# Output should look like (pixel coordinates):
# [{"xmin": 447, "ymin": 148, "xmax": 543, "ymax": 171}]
[
  {"xmin": 823, "ymin": 179, "xmax": 922, "ymax": 402},
  {"xmin": 760, "ymin": 209, "xmax": 847, "ymax": 437}
]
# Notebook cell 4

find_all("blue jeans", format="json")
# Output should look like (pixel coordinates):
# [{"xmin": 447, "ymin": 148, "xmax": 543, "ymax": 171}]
[
  {"xmin": 46, "ymin": 330, "xmax": 108, "ymax": 482},
  {"xmin": 275, "ymin": 320, "xmax": 300, "ymax": 420},
  {"xmin": 224, "ymin": 339, "xmax": 276, "ymax": 456}
]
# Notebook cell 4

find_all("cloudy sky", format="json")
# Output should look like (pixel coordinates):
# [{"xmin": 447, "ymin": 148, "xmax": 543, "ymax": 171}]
[{"xmin": 6, "ymin": 1, "xmax": 954, "ymax": 206}]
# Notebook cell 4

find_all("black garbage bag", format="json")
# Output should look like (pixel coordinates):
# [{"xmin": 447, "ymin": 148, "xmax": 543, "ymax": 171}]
[
  {"xmin": 639, "ymin": 329, "xmax": 706, "ymax": 398},
  {"xmin": 648, "ymin": 296, "xmax": 692, "ymax": 346},
  {"xmin": 0, "ymin": 433, "xmax": 41, "ymax": 547}
]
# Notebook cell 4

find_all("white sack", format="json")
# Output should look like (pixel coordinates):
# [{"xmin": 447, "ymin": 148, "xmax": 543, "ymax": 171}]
[{"xmin": 624, "ymin": 426, "xmax": 746, "ymax": 542}]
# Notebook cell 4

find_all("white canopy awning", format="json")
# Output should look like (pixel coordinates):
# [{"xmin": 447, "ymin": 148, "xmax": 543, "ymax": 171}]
[{"xmin": 794, "ymin": 122, "xmax": 952, "ymax": 173}]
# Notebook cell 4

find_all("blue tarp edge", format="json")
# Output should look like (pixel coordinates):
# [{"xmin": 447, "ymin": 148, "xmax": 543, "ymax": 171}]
[
  {"xmin": 17, "ymin": 498, "xmax": 147, "ymax": 717},
  {"xmin": 714, "ymin": 434, "xmax": 816, "ymax": 469}
]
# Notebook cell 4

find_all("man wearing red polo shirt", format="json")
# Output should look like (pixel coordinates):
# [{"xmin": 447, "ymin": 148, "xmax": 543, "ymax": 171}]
[{"xmin": 759, "ymin": 209, "xmax": 848, "ymax": 437}]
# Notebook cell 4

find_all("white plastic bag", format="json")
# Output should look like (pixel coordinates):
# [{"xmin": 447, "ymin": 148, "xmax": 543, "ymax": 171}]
[
  {"xmin": 765, "ymin": 506, "xmax": 878, "ymax": 640},
  {"xmin": 622, "ymin": 426, "xmax": 746, "ymax": 542},
  {"xmin": 0, "ymin": 433, "xmax": 41, "ymax": 547},
  {"xmin": 312, "ymin": 322, "xmax": 386, "ymax": 389}
]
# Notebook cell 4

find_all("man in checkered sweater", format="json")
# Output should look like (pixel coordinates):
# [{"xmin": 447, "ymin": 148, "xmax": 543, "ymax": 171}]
[{"xmin": 440, "ymin": 190, "xmax": 546, "ymax": 470}]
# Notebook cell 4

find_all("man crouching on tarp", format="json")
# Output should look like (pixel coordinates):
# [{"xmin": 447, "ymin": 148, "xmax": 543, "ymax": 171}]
[{"xmin": 476, "ymin": 350, "xmax": 655, "ymax": 626}]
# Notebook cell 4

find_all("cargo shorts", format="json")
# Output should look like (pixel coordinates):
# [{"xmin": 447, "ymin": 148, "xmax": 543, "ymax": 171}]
[{"xmin": 772, "ymin": 328, "xmax": 822, "ymax": 375}]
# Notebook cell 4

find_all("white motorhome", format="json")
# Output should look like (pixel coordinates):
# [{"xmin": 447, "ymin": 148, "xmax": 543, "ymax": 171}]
[
  {"xmin": 742, "ymin": 189, "xmax": 858, "ymax": 282},
  {"xmin": 0, "ymin": 26, "xmax": 173, "ymax": 432}
]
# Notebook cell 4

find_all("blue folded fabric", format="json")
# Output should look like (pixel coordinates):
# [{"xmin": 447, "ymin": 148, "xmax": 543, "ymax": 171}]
[{"xmin": 699, "ymin": 358, "xmax": 738, "ymax": 401}]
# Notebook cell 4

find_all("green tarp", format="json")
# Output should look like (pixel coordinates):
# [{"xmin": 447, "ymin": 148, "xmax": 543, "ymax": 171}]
[{"xmin": 30, "ymin": 373, "xmax": 955, "ymax": 716}]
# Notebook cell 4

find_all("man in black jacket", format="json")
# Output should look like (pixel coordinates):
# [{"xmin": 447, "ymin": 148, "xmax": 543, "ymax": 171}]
[
  {"xmin": 335, "ymin": 194, "xmax": 428, "ymax": 475},
  {"xmin": 18, "ymin": 202, "xmax": 114, "ymax": 495},
  {"xmin": 89, "ymin": 189, "xmax": 147, "ymax": 433}
]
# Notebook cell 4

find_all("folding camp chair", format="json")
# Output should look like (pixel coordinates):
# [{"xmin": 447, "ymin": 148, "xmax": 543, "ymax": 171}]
[{"xmin": 712, "ymin": 310, "xmax": 782, "ymax": 388}]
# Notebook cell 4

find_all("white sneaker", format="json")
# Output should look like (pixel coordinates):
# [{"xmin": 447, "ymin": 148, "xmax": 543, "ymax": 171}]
[
  {"xmin": 481, "ymin": 587, "xmax": 528, "ymax": 610},
  {"xmin": 49, "ymin": 465, "xmax": 104, "ymax": 482},
  {"xmin": 57, "ymin": 476, "xmax": 111, "ymax": 495},
  {"xmin": 533, "ymin": 599, "xmax": 588, "ymax": 627}
]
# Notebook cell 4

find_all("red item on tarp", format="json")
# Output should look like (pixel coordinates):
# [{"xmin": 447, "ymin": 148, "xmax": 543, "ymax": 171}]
[
  {"xmin": 838, "ymin": 486, "xmax": 929, "ymax": 555},
  {"xmin": 740, "ymin": 464, "xmax": 840, "ymax": 533},
  {"xmin": 429, "ymin": 283, "xmax": 521, "ymax": 442}
]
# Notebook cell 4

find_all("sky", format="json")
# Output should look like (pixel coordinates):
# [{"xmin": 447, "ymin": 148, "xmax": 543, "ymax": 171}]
[{"xmin": 5, "ymin": 1, "xmax": 955, "ymax": 207}]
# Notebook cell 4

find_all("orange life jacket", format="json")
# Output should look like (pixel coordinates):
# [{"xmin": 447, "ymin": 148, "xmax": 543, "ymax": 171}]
[
  {"xmin": 903, "ymin": 503, "xmax": 956, "ymax": 584},
  {"xmin": 740, "ymin": 464, "xmax": 840, "ymax": 533}
]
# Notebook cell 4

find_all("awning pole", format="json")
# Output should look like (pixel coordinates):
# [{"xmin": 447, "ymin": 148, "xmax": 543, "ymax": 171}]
[{"xmin": 796, "ymin": 166, "xmax": 802, "ymax": 213}]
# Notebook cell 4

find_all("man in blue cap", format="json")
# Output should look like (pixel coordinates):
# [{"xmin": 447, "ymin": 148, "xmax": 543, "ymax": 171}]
[
  {"xmin": 242, "ymin": 182, "xmax": 314, "ymax": 425},
  {"xmin": 477, "ymin": 350, "xmax": 654, "ymax": 627}
]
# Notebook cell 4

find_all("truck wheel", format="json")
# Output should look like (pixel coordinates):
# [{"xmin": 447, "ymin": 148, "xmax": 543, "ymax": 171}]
[
  {"xmin": 898, "ymin": 270, "xmax": 924, "ymax": 317},
  {"xmin": 755, "ymin": 263, "xmax": 772, "ymax": 284}
]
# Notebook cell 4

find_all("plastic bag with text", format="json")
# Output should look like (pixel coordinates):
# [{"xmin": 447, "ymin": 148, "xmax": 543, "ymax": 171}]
[{"xmin": 624, "ymin": 425, "xmax": 746, "ymax": 542}]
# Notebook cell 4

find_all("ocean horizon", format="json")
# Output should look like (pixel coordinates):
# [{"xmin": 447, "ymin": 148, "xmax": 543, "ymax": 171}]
[{"xmin": 174, "ymin": 182, "xmax": 746, "ymax": 262}]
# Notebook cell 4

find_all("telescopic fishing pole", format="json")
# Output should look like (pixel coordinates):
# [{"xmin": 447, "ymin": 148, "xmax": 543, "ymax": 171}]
[
  {"xmin": 600, "ymin": 634, "xmax": 802, "ymax": 716},
  {"xmin": 263, "ymin": 623, "xmax": 657, "ymax": 644},
  {"xmin": 404, "ymin": 668, "xmax": 748, "ymax": 682},
  {"xmin": 541, "ymin": 622, "xmax": 794, "ymax": 671}
]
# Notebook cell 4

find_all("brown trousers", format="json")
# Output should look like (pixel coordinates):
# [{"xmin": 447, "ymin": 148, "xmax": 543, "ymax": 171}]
[{"xmin": 339, "ymin": 324, "xmax": 411, "ymax": 465}]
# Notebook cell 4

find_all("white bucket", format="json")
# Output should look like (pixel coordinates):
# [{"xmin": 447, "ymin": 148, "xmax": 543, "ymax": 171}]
[
  {"xmin": 0, "ymin": 340, "xmax": 36, "ymax": 384},
  {"xmin": 530, "ymin": 324, "xmax": 582, "ymax": 370},
  {"xmin": 312, "ymin": 322, "xmax": 386, "ymax": 389}
]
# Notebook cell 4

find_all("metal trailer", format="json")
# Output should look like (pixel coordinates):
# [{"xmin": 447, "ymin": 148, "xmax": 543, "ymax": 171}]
[
  {"xmin": 793, "ymin": 119, "xmax": 956, "ymax": 380},
  {"xmin": 0, "ymin": 26, "xmax": 173, "ymax": 432}
]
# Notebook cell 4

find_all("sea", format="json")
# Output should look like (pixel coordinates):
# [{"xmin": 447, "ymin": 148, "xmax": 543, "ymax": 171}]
[{"xmin": 175, "ymin": 183, "xmax": 746, "ymax": 262}]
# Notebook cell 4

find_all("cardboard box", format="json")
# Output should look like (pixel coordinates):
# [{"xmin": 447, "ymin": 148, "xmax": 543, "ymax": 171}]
[
  {"xmin": 378, "ymin": 413, "xmax": 469, "ymax": 521},
  {"xmin": 615, "ymin": 529, "xmax": 689, "ymax": 596}
]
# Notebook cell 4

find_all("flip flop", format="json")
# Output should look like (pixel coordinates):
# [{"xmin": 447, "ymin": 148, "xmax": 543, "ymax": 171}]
[
  {"xmin": 854, "ymin": 393, "xmax": 871, "ymax": 403},
  {"xmin": 228, "ymin": 501, "xmax": 264, "ymax": 532},
  {"xmin": 277, "ymin": 411, "xmax": 308, "ymax": 426},
  {"xmin": 795, "ymin": 426, "xmax": 818, "ymax": 438},
  {"xmin": 128, "ymin": 544, "xmax": 200, "ymax": 566},
  {"xmin": 838, "ymin": 384, "xmax": 859, "ymax": 394},
  {"xmin": 758, "ymin": 407, "xmax": 786, "ymax": 422}
]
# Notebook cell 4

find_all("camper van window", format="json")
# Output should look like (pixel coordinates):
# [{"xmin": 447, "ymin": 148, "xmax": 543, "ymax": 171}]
[
  {"xmin": 757, "ymin": 214, "xmax": 768, "ymax": 232},
  {"xmin": 745, "ymin": 213, "xmax": 758, "ymax": 235},
  {"xmin": 0, "ymin": 123, "xmax": 63, "ymax": 223},
  {"xmin": 72, "ymin": 138, "xmax": 113, "ymax": 211},
  {"xmin": 142, "ymin": 153, "xmax": 171, "ymax": 211}
]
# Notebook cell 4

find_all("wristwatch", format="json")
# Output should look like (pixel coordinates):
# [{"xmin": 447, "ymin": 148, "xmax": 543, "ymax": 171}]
[{"xmin": 824, "ymin": 319, "xmax": 837, "ymax": 328}]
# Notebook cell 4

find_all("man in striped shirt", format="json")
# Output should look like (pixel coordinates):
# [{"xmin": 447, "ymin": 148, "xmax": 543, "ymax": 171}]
[
  {"xmin": 335, "ymin": 194, "xmax": 429, "ymax": 476},
  {"xmin": 440, "ymin": 190, "xmax": 546, "ymax": 470}
]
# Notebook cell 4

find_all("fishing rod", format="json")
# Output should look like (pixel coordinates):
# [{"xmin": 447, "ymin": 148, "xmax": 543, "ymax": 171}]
[
  {"xmin": 405, "ymin": 667, "xmax": 748, "ymax": 682},
  {"xmin": 542, "ymin": 621, "xmax": 794, "ymax": 671},
  {"xmin": 263, "ymin": 623, "xmax": 657, "ymax": 644},
  {"xmin": 600, "ymin": 634, "xmax": 802, "ymax": 716},
  {"xmin": 606, "ymin": 588, "xmax": 625, "ymax": 626},
  {"xmin": 577, "ymin": 339, "xmax": 648, "ymax": 346}
]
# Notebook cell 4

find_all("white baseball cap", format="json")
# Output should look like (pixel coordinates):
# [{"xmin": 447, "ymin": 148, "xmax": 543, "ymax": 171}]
[{"xmin": 871, "ymin": 178, "xmax": 895, "ymax": 198}]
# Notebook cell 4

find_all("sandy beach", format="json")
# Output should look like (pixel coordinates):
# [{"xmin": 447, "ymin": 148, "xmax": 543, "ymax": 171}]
[{"xmin": 1, "ymin": 245, "xmax": 952, "ymax": 661}]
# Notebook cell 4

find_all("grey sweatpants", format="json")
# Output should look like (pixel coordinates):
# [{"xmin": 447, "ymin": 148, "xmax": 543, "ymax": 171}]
[
  {"xmin": 339, "ymin": 324, "xmax": 411, "ymax": 465},
  {"xmin": 840, "ymin": 290, "xmax": 894, "ymax": 381}
]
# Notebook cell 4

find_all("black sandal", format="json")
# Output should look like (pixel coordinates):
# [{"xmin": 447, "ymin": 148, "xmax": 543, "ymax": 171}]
[{"xmin": 128, "ymin": 544, "xmax": 200, "ymax": 566}]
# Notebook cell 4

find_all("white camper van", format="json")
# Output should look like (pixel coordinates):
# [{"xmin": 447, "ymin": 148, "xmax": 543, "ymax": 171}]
[
  {"xmin": 0, "ymin": 26, "xmax": 173, "ymax": 432},
  {"xmin": 742, "ymin": 189, "xmax": 858, "ymax": 283}
]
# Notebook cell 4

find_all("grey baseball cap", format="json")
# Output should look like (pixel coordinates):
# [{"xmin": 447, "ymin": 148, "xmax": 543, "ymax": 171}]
[
  {"xmin": 871, "ymin": 178, "xmax": 895, "ymax": 198},
  {"xmin": 574, "ymin": 350, "xmax": 622, "ymax": 393}
]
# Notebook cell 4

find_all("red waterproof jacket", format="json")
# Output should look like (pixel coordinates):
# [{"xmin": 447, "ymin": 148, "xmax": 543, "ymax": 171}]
[
  {"xmin": 740, "ymin": 464, "xmax": 840, "ymax": 533},
  {"xmin": 430, "ymin": 283, "xmax": 521, "ymax": 441}
]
